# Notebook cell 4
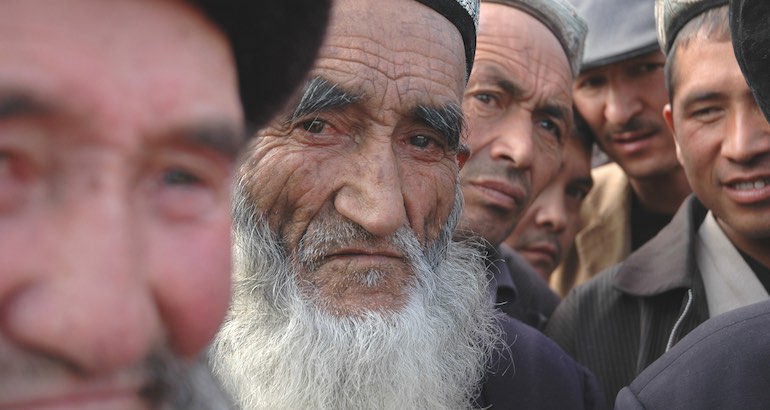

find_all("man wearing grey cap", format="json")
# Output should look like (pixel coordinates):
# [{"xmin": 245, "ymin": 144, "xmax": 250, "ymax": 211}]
[
  {"xmin": 548, "ymin": 0, "xmax": 770, "ymax": 407},
  {"xmin": 457, "ymin": 0, "xmax": 586, "ymax": 330},
  {"xmin": 0, "ymin": 0, "xmax": 329, "ymax": 409},
  {"xmin": 210, "ymin": 0, "xmax": 605, "ymax": 408},
  {"xmin": 549, "ymin": 0, "xmax": 692, "ymax": 297},
  {"xmin": 614, "ymin": 4, "xmax": 770, "ymax": 406}
]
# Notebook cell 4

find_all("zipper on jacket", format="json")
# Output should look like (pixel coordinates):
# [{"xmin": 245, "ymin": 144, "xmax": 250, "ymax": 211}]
[{"xmin": 666, "ymin": 288, "xmax": 694, "ymax": 352}]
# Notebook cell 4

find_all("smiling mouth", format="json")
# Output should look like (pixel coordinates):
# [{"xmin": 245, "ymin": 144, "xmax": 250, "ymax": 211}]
[{"xmin": 730, "ymin": 178, "xmax": 770, "ymax": 190}]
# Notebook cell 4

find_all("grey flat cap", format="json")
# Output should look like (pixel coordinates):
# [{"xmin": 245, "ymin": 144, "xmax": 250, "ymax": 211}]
[
  {"xmin": 482, "ymin": 0, "xmax": 587, "ymax": 77},
  {"xmin": 654, "ymin": 0, "xmax": 728, "ymax": 55},
  {"xmin": 569, "ymin": 0, "xmax": 660, "ymax": 72},
  {"xmin": 731, "ymin": 0, "xmax": 770, "ymax": 122},
  {"xmin": 417, "ymin": 0, "xmax": 480, "ymax": 76}
]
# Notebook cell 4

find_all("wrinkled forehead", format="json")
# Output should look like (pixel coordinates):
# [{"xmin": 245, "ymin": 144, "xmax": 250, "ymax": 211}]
[
  {"xmin": 315, "ymin": 0, "xmax": 467, "ymax": 110},
  {"xmin": 0, "ymin": 0, "xmax": 241, "ymax": 130}
]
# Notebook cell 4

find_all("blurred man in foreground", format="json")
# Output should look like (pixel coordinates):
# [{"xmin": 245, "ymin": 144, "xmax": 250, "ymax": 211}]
[{"xmin": 0, "ymin": 0, "xmax": 329, "ymax": 408}]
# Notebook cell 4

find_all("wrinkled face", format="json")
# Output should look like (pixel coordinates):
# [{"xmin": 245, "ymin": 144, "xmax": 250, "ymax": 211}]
[
  {"xmin": 574, "ymin": 52, "xmax": 680, "ymax": 180},
  {"xmin": 0, "ymin": 0, "xmax": 242, "ymax": 408},
  {"xmin": 504, "ymin": 136, "xmax": 592, "ymax": 279},
  {"xmin": 460, "ymin": 3, "xmax": 571, "ymax": 246},
  {"xmin": 665, "ymin": 38, "xmax": 770, "ymax": 265},
  {"xmin": 239, "ymin": 0, "xmax": 466, "ymax": 315}
]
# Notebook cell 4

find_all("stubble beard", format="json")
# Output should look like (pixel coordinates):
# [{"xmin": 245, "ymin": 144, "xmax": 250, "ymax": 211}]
[{"xmin": 210, "ymin": 181, "xmax": 500, "ymax": 410}]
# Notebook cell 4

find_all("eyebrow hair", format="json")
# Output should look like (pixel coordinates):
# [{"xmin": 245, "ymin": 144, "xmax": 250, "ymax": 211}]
[
  {"xmin": 572, "ymin": 176, "xmax": 594, "ymax": 190},
  {"xmin": 679, "ymin": 91, "xmax": 725, "ymax": 110},
  {"xmin": 538, "ymin": 103, "xmax": 570, "ymax": 125},
  {"xmin": 0, "ymin": 90, "xmax": 245, "ymax": 160},
  {"xmin": 172, "ymin": 123, "xmax": 246, "ymax": 160},
  {"xmin": 485, "ymin": 71, "xmax": 570, "ymax": 128},
  {"xmin": 0, "ymin": 92, "xmax": 53, "ymax": 119},
  {"xmin": 289, "ymin": 76, "xmax": 362, "ymax": 123},
  {"xmin": 412, "ymin": 103, "xmax": 464, "ymax": 151}
]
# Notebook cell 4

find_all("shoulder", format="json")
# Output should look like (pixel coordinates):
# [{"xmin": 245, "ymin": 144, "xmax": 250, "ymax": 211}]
[
  {"xmin": 480, "ymin": 315, "xmax": 607, "ymax": 410},
  {"xmin": 616, "ymin": 300, "xmax": 770, "ymax": 409}
]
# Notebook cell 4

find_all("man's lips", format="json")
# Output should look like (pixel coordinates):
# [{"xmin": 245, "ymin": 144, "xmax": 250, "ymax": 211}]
[
  {"xmin": 324, "ymin": 247, "xmax": 405, "ymax": 262},
  {"xmin": 722, "ymin": 174, "xmax": 770, "ymax": 204},
  {"xmin": 470, "ymin": 179, "xmax": 526, "ymax": 210},
  {"xmin": 520, "ymin": 242, "xmax": 558, "ymax": 263},
  {"xmin": 608, "ymin": 129, "xmax": 656, "ymax": 144}
]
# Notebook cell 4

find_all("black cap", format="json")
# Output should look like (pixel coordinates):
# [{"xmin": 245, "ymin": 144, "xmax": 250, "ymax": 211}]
[
  {"xmin": 190, "ymin": 0, "xmax": 331, "ymax": 129},
  {"xmin": 730, "ymin": 0, "xmax": 770, "ymax": 122}
]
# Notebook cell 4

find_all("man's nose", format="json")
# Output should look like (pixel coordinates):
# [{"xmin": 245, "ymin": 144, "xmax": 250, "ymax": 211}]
[
  {"xmin": 334, "ymin": 140, "xmax": 408, "ymax": 238},
  {"xmin": 604, "ymin": 80, "xmax": 643, "ymax": 127},
  {"xmin": 534, "ymin": 190, "xmax": 567, "ymax": 233},
  {"xmin": 722, "ymin": 103, "xmax": 770, "ymax": 163},
  {"xmin": 2, "ymin": 189, "xmax": 161, "ymax": 374},
  {"xmin": 489, "ymin": 112, "xmax": 534, "ymax": 170}
]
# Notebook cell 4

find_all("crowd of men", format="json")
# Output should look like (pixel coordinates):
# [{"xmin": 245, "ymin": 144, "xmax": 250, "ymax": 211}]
[{"xmin": 2, "ymin": 0, "xmax": 770, "ymax": 409}]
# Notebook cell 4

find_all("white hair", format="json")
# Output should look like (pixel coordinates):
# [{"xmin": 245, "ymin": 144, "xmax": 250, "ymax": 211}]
[{"xmin": 210, "ymin": 181, "xmax": 500, "ymax": 410}]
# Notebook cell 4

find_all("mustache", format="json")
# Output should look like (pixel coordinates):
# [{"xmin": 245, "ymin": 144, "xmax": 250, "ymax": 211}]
[
  {"xmin": 515, "ymin": 231, "xmax": 562, "ymax": 258},
  {"xmin": 296, "ymin": 214, "xmax": 422, "ymax": 273},
  {"xmin": 604, "ymin": 116, "xmax": 662, "ymax": 136},
  {"xmin": 0, "ymin": 344, "xmax": 224, "ymax": 410}
]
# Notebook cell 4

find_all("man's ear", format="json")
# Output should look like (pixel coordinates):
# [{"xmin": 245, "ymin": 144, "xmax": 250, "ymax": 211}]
[
  {"xmin": 457, "ymin": 145, "xmax": 470, "ymax": 169},
  {"xmin": 663, "ymin": 103, "xmax": 684, "ymax": 165}
]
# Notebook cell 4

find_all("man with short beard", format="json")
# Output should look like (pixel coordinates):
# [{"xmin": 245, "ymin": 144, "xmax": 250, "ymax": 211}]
[
  {"xmin": 211, "ymin": 0, "xmax": 604, "ymax": 409},
  {"xmin": 0, "ymin": 0, "xmax": 329, "ymax": 409}
]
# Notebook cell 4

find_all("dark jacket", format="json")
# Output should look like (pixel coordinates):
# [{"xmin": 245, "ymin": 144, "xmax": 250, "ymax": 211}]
[
  {"xmin": 477, "ymin": 315, "xmax": 606, "ymax": 410},
  {"xmin": 489, "ymin": 245, "xmax": 561, "ymax": 330},
  {"xmin": 545, "ymin": 196, "xmax": 711, "ymax": 408},
  {"xmin": 615, "ymin": 300, "xmax": 770, "ymax": 409}
]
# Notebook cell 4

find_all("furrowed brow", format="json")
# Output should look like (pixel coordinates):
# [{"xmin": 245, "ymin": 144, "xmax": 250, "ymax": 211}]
[
  {"xmin": 539, "ymin": 103, "xmax": 570, "ymax": 124},
  {"xmin": 413, "ymin": 103, "xmax": 464, "ymax": 151},
  {"xmin": 173, "ymin": 123, "xmax": 246, "ymax": 161},
  {"xmin": 288, "ymin": 76, "xmax": 361, "ymax": 123}
]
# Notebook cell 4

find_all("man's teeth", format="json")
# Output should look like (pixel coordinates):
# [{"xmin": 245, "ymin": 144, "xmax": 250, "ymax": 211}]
[{"xmin": 733, "ymin": 179, "xmax": 770, "ymax": 190}]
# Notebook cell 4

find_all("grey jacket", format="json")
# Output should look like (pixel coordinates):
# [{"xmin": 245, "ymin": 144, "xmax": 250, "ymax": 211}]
[{"xmin": 545, "ymin": 195, "xmax": 710, "ymax": 408}]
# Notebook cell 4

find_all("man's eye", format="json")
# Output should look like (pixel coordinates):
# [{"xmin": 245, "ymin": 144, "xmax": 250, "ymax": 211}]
[
  {"xmin": 301, "ymin": 119, "xmax": 327, "ymax": 134},
  {"xmin": 566, "ymin": 186, "xmax": 589, "ymax": 201},
  {"xmin": 577, "ymin": 76, "xmax": 605, "ymax": 89},
  {"xmin": 409, "ymin": 134, "xmax": 434, "ymax": 148},
  {"xmin": 537, "ymin": 118, "xmax": 562, "ymax": 140},
  {"xmin": 473, "ymin": 93, "xmax": 498, "ymax": 106},
  {"xmin": 162, "ymin": 167, "xmax": 202, "ymax": 186}
]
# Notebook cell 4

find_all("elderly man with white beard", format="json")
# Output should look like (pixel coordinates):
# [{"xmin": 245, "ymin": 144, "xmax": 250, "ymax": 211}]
[{"xmin": 210, "ymin": 0, "xmax": 604, "ymax": 409}]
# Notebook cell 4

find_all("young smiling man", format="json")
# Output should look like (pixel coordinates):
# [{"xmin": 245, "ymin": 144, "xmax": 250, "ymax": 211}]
[{"xmin": 547, "ymin": 0, "xmax": 770, "ymax": 406}]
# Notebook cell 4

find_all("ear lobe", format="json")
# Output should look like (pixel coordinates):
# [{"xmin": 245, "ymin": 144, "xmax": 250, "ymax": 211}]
[{"xmin": 663, "ymin": 103, "xmax": 684, "ymax": 165}]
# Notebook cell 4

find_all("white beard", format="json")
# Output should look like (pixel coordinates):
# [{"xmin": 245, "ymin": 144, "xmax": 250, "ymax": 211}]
[{"xmin": 210, "ymin": 184, "xmax": 500, "ymax": 410}]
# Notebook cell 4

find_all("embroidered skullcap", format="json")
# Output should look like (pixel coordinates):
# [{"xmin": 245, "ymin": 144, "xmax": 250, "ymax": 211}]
[
  {"xmin": 190, "ymin": 0, "xmax": 332, "ymax": 129},
  {"xmin": 481, "ymin": 0, "xmax": 587, "ymax": 77},
  {"xmin": 415, "ymin": 0, "xmax": 480, "ymax": 77},
  {"xmin": 730, "ymin": 0, "xmax": 770, "ymax": 122},
  {"xmin": 655, "ymin": 0, "xmax": 728, "ymax": 55},
  {"xmin": 568, "ymin": 0, "xmax": 659, "ymax": 72}
]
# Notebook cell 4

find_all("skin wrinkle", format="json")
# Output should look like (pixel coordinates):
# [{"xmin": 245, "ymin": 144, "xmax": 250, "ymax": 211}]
[{"xmin": 459, "ymin": 4, "xmax": 572, "ymax": 246}]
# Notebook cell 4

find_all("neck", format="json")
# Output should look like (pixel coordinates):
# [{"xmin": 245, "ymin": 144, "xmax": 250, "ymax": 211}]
[
  {"xmin": 628, "ymin": 167, "xmax": 691, "ymax": 215},
  {"xmin": 717, "ymin": 218, "xmax": 770, "ymax": 270}
]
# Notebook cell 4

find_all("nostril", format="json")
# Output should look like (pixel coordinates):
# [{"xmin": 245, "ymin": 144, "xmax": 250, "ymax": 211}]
[{"xmin": 2, "ymin": 279, "xmax": 159, "ymax": 374}]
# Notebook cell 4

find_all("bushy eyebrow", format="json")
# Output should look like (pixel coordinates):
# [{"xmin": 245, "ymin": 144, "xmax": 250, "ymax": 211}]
[
  {"xmin": 412, "ymin": 103, "xmax": 464, "ymax": 151},
  {"xmin": 0, "ymin": 92, "xmax": 53, "ymax": 119},
  {"xmin": 288, "ymin": 76, "xmax": 362, "ymax": 123},
  {"xmin": 0, "ymin": 90, "xmax": 245, "ymax": 160},
  {"xmin": 170, "ymin": 123, "xmax": 246, "ymax": 160}
]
